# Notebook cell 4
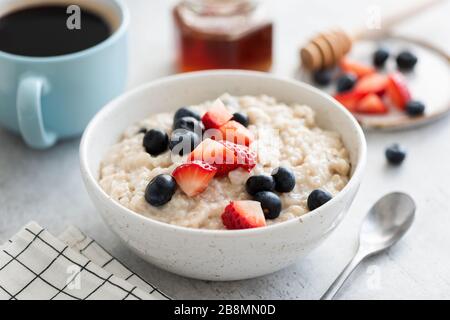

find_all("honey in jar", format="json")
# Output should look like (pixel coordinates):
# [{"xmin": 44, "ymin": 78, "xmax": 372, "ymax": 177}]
[{"xmin": 173, "ymin": 0, "xmax": 273, "ymax": 72}]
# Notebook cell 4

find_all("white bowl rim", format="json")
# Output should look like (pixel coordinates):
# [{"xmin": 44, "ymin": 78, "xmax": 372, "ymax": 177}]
[{"xmin": 80, "ymin": 70, "xmax": 367, "ymax": 237}]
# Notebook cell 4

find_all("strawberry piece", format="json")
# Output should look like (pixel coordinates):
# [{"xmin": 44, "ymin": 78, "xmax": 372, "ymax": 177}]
[
  {"xmin": 219, "ymin": 140, "xmax": 257, "ymax": 172},
  {"xmin": 201, "ymin": 99, "xmax": 233, "ymax": 129},
  {"xmin": 334, "ymin": 91, "xmax": 365, "ymax": 112},
  {"xmin": 219, "ymin": 120, "xmax": 254, "ymax": 146},
  {"xmin": 386, "ymin": 73, "xmax": 411, "ymax": 109},
  {"xmin": 340, "ymin": 58, "xmax": 375, "ymax": 78},
  {"xmin": 188, "ymin": 139, "xmax": 237, "ymax": 176},
  {"xmin": 355, "ymin": 93, "xmax": 388, "ymax": 114},
  {"xmin": 172, "ymin": 161, "xmax": 217, "ymax": 197},
  {"xmin": 221, "ymin": 201, "xmax": 266, "ymax": 230},
  {"xmin": 354, "ymin": 73, "xmax": 388, "ymax": 96}
]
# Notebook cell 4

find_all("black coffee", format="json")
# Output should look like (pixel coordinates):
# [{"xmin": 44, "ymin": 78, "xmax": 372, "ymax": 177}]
[{"xmin": 0, "ymin": 5, "xmax": 111, "ymax": 57}]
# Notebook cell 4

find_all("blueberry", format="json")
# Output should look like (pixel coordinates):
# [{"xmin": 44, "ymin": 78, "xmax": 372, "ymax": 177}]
[
  {"xmin": 173, "ymin": 116, "xmax": 204, "ymax": 134},
  {"xmin": 385, "ymin": 144, "xmax": 406, "ymax": 165},
  {"xmin": 245, "ymin": 175, "xmax": 275, "ymax": 196},
  {"xmin": 232, "ymin": 112, "xmax": 249, "ymax": 127},
  {"xmin": 143, "ymin": 129, "xmax": 169, "ymax": 156},
  {"xmin": 336, "ymin": 73, "xmax": 357, "ymax": 93},
  {"xmin": 169, "ymin": 129, "xmax": 200, "ymax": 156},
  {"xmin": 271, "ymin": 167, "xmax": 296, "ymax": 193},
  {"xmin": 307, "ymin": 190, "xmax": 332, "ymax": 211},
  {"xmin": 396, "ymin": 51, "xmax": 418, "ymax": 71},
  {"xmin": 174, "ymin": 107, "xmax": 201, "ymax": 122},
  {"xmin": 373, "ymin": 47, "xmax": 390, "ymax": 67},
  {"xmin": 253, "ymin": 191, "xmax": 282, "ymax": 220},
  {"xmin": 313, "ymin": 69, "xmax": 333, "ymax": 86},
  {"xmin": 405, "ymin": 100, "xmax": 425, "ymax": 117},
  {"xmin": 145, "ymin": 174, "xmax": 177, "ymax": 207}
]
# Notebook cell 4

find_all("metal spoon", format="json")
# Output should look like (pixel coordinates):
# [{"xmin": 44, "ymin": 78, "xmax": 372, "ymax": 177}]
[{"xmin": 321, "ymin": 192, "xmax": 416, "ymax": 300}]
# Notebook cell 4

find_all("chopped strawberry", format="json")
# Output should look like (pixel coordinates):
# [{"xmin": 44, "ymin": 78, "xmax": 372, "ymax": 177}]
[
  {"xmin": 334, "ymin": 91, "xmax": 365, "ymax": 112},
  {"xmin": 188, "ymin": 139, "xmax": 237, "ymax": 176},
  {"xmin": 172, "ymin": 161, "xmax": 217, "ymax": 197},
  {"xmin": 355, "ymin": 93, "xmax": 388, "ymax": 114},
  {"xmin": 340, "ymin": 58, "xmax": 375, "ymax": 78},
  {"xmin": 354, "ymin": 73, "xmax": 388, "ymax": 96},
  {"xmin": 219, "ymin": 120, "xmax": 254, "ymax": 146},
  {"xmin": 221, "ymin": 201, "xmax": 266, "ymax": 230},
  {"xmin": 220, "ymin": 140, "xmax": 257, "ymax": 172},
  {"xmin": 201, "ymin": 99, "xmax": 233, "ymax": 129},
  {"xmin": 386, "ymin": 73, "xmax": 411, "ymax": 109}
]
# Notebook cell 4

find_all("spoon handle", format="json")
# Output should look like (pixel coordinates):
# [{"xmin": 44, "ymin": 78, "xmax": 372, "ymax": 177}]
[{"xmin": 320, "ymin": 251, "xmax": 366, "ymax": 300}]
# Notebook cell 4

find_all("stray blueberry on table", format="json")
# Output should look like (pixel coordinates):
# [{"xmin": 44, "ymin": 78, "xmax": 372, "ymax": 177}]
[
  {"xmin": 143, "ymin": 129, "xmax": 169, "ymax": 156},
  {"xmin": 174, "ymin": 107, "xmax": 201, "ymax": 122},
  {"xmin": 336, "ymin": 73, "xmax": 357, "ymax": 93},
  {"xmin": 169, "ymin": 129, "xmax": 200, "ymax": 156},
  {"xmin": 232, "ymin": 112, "xmax": 249, "ymax": 127},
  {"xmin": 373, "ymin": 47, "xmax": 390, "ymax": 68},
  {"xmin": 405, "ymin": 100, "xmax": 425, "ymax": 117},
  {"xmin": 396, "ymin": 51, "xmax": 418, "ymax": 71},
  {"xmin": 173, "ymin": 116, "xmax": 205, "ymax": 134},
  {"xmin": 307, "ymin": 189, "xmax": 332, "ymax": 211},
  {"xmin": 253, "ymin": 191, "xmax": 282, "ymax": 220},
  {"xmin": 385, "ymin": 144, "xmax": 406, "ymax": 165},
  {"xmin": 313, "ymin": 69, "xmax": 333, "ymax": 86},
  {"xmin": 271, "ymin": 167, "xmax": 296, "ymax": 193},
  {"xmin": 245, "ymin": 175, "xmax": 275, "ymax": 196},
  {"xmin": 145, "ymin": 174, "xmax": 177, "ymax": 207}
]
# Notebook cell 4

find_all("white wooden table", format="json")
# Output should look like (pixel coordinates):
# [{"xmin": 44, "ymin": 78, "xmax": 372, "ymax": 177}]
[{"xmin": 1, "ymin": 0, "xmax": 450, "ymax": 299}]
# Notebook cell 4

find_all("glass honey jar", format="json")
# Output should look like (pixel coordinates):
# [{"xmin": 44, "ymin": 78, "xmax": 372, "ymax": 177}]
[{"xmin": 173, "ymin": 0, "xmax": 273, "ymax": 72}]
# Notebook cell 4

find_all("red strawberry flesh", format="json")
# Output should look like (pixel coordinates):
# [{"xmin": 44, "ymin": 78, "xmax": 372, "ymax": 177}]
[
  {"xmin": 340, "ymin": 58, "xmax": 375, "ymax": 78},
  {"xmin": 188, "ymin": 139, "xmax": 237, "ymax": 176},
  {"xmin": 355, "ymin": 93, "xmax": 388, "ymax": 114},
  {"xmin": 202, "ymin": 99, "xmax": 233, "ymax": 129},
  {"xmin": 354, "ymin": 73, "xmax": 388, "ymax": 96},
  {"xmin": 386, "ymin": 73, "xmax": 411, "ymax": 109},
  {"xmin": 172, "ymin": 161, "xmax": 217, "ymax": 197},
  {"xmin": 219, "ymin": 120, "xmax": 254, "ymax": 146},
  {"xmin": 219, "ymin": 140, "xmax": 256, "ymax": 172},
  {"xmin": 221, "ymin": 200, "xmax": 266, "ymax": 230}
]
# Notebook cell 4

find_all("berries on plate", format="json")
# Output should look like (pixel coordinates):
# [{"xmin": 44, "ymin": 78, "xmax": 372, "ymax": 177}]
[
  {"xmin": 386, "ymin": 73, "xmax": 411, "ymax": 109},
  {"xmin": 313, "ymin": 69, "xmax": 333, "ymax": 86},
  {"xmin": 143, "ymin": 129, "xmax": 169, "ymax": 156},
  {"xmin": 189, "ymin": 139, "xmax": 237, "ymax": 176},
  {"xmin": 172, "ymin": 161, "xmax": 217, "ymax": 197},
  {"xmin": 340, "ymin": 58, "xmax": 375, "ymax": 78},
  {"xmin": 253, "ymin": 191, "xmax": 282, "ymax": 220},
  {"xmin": 334, "ymin": 91, "xmax": 364, "ymax": 112},
  {"xmin": 245, "ymin": 175, "xmax": 275, "ymax": 196},
  {"xmin": 396, "ymin": 50, "xmax": 418, "ymax": 71},
  {"xmin": 373, "ymin": 47, "xmax": 390, "ymax": 68},
  {"xmin": 202, "ymin": 99, "xmax": 233, "ymax": 129},
  {"xmin": 219, "ymin": 120, "xmax": 254, "ymax": 146},
  {"xmin": 169, "ymin": 129, "xmax": 200, "ymax": 156},
  {"xmin": 174, "ymin": 107, "xmax": 201, "ymax": 122},
  {"xmin": 271, "ymin": 167, "xmax": 296, "ymax": 193},
  {"xmin": 173, "ymin": 116, "xmax": 204, "ymax": 134},
  {"xmin": 355, "ymin": 93, "xmax": 388, "ymax": 114},
  {"xmin": 385, "ymin": 144, "xmax": 406, "ymax": 165},
  {"xmin": 145, "ymin": 174, "xmax": 177, "ymax": 207},
  {"xmin": 354, "ymin": 73, "xmax": 388, "ymax": 96},
  {"xmin": 219, "ymin": 140, "xmax": 257, "ymax": 172},
  {"xmin": 336, "ymin": 73, "xmax": 357, "ymax": 93},
  {"xmin": 307, "ymin": 190, "xmax": 332, "ymax": 211},
  {"xmin": 232, "ymin": 112, "xmax": 249, "ymax": 127},
  {"xmin": 405, "ymin": 100, "xmax": 425, "ymax": 117},
  {"xmin": 221, "ymin": 200, "xmax": 266, "ymax": 230}
]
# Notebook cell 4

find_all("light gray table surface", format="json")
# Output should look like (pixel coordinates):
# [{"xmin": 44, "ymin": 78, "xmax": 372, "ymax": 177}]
[{"xmin": 1, "ymin": 0, "xmax": 450, "ymax": 299}]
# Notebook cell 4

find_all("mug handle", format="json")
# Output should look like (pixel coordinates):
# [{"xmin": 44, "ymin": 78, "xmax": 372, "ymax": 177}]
[{"xmin": 17, "ymin": 76, "xmax": 57, "ymax": 149}]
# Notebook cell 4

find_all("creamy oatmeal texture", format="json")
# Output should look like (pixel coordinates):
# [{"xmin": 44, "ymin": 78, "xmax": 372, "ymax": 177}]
[{"xmin": 99, "ymin": 94, "xmax": 351, "ymax": 230}]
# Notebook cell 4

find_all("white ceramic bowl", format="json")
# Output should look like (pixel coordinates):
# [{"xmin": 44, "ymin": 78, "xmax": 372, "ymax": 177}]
[{"xmin": 80, "ymin": 70, "xmax": 366, "ymax": 281}]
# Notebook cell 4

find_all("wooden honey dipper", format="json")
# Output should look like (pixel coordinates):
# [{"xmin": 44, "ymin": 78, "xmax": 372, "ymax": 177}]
[{"xmin": 300, "ymin": 0, "xmax": 445, "ymax": 70}]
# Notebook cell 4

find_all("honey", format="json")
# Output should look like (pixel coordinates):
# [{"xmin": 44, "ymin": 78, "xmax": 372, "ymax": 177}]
[{"xmin": 173, "ymin": 0, "xmax": 273, "ymax": 72}]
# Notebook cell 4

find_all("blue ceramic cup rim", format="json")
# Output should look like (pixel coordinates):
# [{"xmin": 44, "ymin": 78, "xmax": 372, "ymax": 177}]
[{"xmin": 0, "ymin": 0, "xmax": 130, "ymax": 63}]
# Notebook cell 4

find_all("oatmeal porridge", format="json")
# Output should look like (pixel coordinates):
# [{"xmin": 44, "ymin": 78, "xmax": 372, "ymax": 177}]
[{"xmin": 99, "ymin": 94, "xmax": 351, "ymax": 230}]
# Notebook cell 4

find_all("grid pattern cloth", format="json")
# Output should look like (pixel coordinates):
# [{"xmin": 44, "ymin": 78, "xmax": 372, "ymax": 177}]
[{"xmin": 0, "ymin": 222, "xmax": 169, "ymax": 300}]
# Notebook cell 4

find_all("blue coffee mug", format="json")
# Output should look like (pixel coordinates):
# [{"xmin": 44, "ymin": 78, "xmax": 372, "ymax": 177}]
[{"xmin": 0, "ymin": 0, "xmax": 129, "ymax": 149}]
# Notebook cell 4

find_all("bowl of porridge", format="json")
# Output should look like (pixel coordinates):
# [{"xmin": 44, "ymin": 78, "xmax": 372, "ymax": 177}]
[{"xmin": 80, "ymin": 70, "xmax": 366, "ymax": 280}]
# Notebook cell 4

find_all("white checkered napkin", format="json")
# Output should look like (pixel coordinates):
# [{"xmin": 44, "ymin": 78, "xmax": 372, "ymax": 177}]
[
  {"xmin": 58, "ymin": 226, "xmax": 170, "ymax": 300},
  {"xmin": 0, "ymin": 222, "xmax": 160, "ymax": 300}
]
